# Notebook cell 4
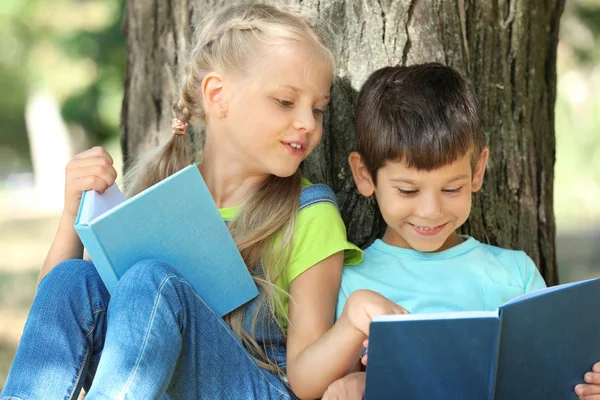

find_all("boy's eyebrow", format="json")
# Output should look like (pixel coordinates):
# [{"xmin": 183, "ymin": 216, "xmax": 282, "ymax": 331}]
[
  {"xmin": 390, "ymin": 174, "xmax": 470, "ymax": 184},
  {"xmin": 445, "ymin": 174, "xmax": 470, "ymax": 182}
]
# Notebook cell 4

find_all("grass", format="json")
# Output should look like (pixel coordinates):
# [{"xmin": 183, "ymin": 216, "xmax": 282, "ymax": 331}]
[{"xmin": 0, "ymin": 215, "xmax": 57, "ymax": 389}]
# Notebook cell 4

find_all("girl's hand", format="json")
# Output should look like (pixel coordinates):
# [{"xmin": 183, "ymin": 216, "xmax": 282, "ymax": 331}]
[
  {"xmin": 575, "ymin": 362, "xmax": 600, "ymax": 399},
  {"xmin": 322, "ymin": 372, "xmax": 366, "ymax": 400},
  {"xmin": 344, "ymin": 289, "xmax": 408, "ymax": 337},
  {"xmin": 63, "ymin": 146, "xmax": 118, "ymax": 219}
]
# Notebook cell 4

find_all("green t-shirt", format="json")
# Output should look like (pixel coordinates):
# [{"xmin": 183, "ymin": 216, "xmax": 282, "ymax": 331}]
[{"xmin": 219, "ymin": 178, "xmax": 362, "ymax": 329}]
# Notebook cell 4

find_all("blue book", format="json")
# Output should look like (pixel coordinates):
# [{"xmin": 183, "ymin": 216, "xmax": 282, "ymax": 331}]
[
  {"xmin": 74, "ymin": 164, "xmax": 259, "ymax": 316},
  {"xmin": 365, "ymin": 277, "xmax": 600, "ymax": 400}
]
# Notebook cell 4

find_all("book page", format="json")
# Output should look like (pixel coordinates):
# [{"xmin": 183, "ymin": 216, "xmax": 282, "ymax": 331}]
[
  {"xmin": 372, "ymin": 310, "xmax": 498, "ymax": 322},
  {"xmin": 78, "ymin": 184, "xmax": 127, "ymax": 224},
  {"xmin": 501, "ymin": 278, "xmax": 598, "ymax": 306}
]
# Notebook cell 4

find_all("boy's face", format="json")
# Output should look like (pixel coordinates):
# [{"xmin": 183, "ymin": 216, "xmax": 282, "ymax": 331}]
[{"xmin": 349, "ymin": 149, "xmax": 488, "ymax": 252}]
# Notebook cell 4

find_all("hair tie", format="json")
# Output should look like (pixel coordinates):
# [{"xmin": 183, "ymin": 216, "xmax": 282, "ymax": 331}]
[{"xmin": 172, "ymin": 118, "xmax": 187, "ymax": 135}]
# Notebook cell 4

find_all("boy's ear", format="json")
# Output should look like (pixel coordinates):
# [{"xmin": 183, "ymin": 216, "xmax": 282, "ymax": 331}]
[
  {"xmin": 348, "ymin": 152, "xmax": 376, "ymax": 197},
  {"xmin": 471, "ymin": 147, "xmax": 489, "ymax": 192},
  {"xmin": 202, "ymin": 72, "xmax": 228, "ymax": 118}
]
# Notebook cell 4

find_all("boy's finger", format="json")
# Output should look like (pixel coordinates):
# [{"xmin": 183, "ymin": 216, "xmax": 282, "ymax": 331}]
[
  {"xmin": 361, "ymin": 354, "xmax": 368, "ymax": 366},
  {"xmin": 594, "ymin": 362, "xmax": 600, "ymax": 373},
  {"xmin": 579, "ymin": 395, "xmax": 600, "ymax": 400},
  {"xmin": 585, "ymin": 373, "xmax": 600, "ymax": 385},
  {"xmin": 576, "ymin": 384, "xmax": 600, "ymax": 397}
]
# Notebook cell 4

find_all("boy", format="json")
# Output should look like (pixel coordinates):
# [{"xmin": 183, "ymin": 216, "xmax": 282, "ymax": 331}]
[{"xmin": 322, "ymin": 63, "xmax": 600, "ymax": 399}]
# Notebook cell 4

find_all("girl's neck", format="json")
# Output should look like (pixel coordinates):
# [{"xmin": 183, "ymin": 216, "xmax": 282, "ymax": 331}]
[{"xmin": 199, "ymin": 140, "xmax": 270, "ymax": 209}]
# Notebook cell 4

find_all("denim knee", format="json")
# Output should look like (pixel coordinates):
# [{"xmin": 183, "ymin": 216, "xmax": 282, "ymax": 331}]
[
  {"xmin": 37, "ymin": 259, "xmax": 109, "ymax": 307},
  {"xmin": 117, "ymin": 259, "xmax": 180, "ymax": 291}
]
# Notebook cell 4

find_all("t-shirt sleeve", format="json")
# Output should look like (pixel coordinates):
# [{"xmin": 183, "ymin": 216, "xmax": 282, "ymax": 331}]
[
  {"xmin": 286, "ymin": 202, "xmax": 362, "ymax": 283},
  {"xmin": 520, "ymin": 252, "xmax": 547, "ymax": 293}
]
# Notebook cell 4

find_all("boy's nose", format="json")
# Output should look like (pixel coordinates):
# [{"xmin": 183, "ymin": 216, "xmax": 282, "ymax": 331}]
[{"xmin": 415, "ymin": 194, "xmax": 444, "ymax": 219}]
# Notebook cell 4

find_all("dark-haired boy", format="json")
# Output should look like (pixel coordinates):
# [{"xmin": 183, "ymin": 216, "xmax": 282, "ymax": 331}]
[{"xmin": 323, "ymin": 63, "xmax": 600, "ymax": 399}]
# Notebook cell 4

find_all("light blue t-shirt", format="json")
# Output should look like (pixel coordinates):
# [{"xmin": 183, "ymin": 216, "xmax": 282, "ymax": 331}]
[{"xmin": 336, "ymin": 236, "xmax": 547, "ymax": 319}]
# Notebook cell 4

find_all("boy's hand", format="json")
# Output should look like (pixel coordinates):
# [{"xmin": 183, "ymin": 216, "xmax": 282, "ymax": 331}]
[
  {"xmin": 344, "ymin": 289, "xmax": 408, "ymax": 336},
  {"xmin": 322, "ymin": 372, "xmax": 366, "ymax": 400},
  {"xmin": 361, "ymin": 339, "xmax": 369, "ymax": 366},
  {"xmin": 64, "ymin": 146, "xmax": 117, "ymax": 219},
  {"xmin": 575, "ymin": 362, "xmax": 600, "ymax": 399}
]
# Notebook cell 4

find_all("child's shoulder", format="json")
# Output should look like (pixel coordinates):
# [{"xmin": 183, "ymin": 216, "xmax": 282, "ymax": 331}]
[
  {"xmin": 476, "ymin": 241, "xmax": 532, "ymax": 266},
  {"xmin": 298, "ymin": 178, "xmax": 337, "ymax": 210},
  {"xmin": 293, "ymin": 177, "xmax": 363, "ymax": 266},
  {"xmin": 474, "ymin": 240, "xmax": 539, "ymax": 283}
]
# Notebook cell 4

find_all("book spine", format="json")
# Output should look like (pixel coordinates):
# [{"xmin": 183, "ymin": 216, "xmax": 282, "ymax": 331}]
[
  {"xmin": 74, "ymin": 224, "xmax": 119, "ymax": 293},
  {"xmin": 488, "ymin": 315, "xmax": 503, "ymax": 400}
]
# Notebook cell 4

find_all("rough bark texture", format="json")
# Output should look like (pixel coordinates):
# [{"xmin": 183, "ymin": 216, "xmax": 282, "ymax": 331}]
[{"xmin": 121, "ymin": 0, "xmax": 564, "ymax": 284}]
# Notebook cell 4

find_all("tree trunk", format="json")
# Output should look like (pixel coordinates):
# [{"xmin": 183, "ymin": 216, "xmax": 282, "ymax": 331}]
[{"xmin": 121, "ymin": 0, "xmax": 564, "ymax": 285}]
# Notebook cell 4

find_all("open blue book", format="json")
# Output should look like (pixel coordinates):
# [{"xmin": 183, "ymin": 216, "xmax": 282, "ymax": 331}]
[
  {"xmin": 365, "ymin": 277, "xmax": 600, "ymax": 400},
  {"xmin": 74, "ymin": 164, "xmax": 259, "ymax": 316}
]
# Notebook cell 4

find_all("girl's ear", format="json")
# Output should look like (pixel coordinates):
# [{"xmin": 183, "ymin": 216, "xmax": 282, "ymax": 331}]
[
  {"xmin": 471, "ymin": 147, "xmax": 489, "ymax": 193},
  {"xmin": 202, "ymin": 72, "xmax": 228, "ymax": 118},
  {"xmin": 348, "ymin": 152, "xmax": 376, "ymax": 197}
]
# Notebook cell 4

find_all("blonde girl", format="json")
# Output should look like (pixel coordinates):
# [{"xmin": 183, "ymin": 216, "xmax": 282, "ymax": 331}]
[{"xmin": 1, "ymin": 4, "xmax": 404, "ymax": 399}]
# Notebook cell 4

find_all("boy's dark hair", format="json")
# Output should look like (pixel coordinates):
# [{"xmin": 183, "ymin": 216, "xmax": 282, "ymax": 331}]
[{"xmin": 355, "ymin": 62, "xmax": 485, "ymax": 183}]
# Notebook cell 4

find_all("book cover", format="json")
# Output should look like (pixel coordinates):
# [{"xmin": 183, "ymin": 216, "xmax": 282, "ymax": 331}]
[
  {"xmin": 365, "ymin": 277, "xmax": 600, "ymax": 400},
  {"xmin": 74, "ymin": 164, "xmax": 259, "ymax": 316},
  {"xmin": 493, "ymin": 278, "xmax": 600, "ymax": 400},
  {"xmin": 366, "ymin": 313, "xmax": 500, "ymax": 400}
]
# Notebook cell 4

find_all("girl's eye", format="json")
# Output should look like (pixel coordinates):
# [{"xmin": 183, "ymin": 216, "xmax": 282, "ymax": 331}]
[
  {"xmin": 443, "ymin": 187, "xmax": 463, "ymax": 194},
  {"xmin": 276, "ymin": 99, "xmax": 294, "ymax": 108},
  {"xmin": 313, "ymin": 108, "xmax": 325, "ymax": 117},
  {"xmin": 397, "ymin": 188, "xmax": 418, "ymax": 196}
]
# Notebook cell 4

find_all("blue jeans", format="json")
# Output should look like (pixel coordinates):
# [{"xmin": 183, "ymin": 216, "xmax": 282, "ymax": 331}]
[{"xmin": 1, "ymin": 259, "xmax": 295, "ymax": 399}]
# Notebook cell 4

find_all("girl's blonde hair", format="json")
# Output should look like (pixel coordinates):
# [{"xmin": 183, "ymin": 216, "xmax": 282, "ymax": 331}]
[{"xmin": 123, "ymin": 4, "xmax": 334, "ymax": 374}]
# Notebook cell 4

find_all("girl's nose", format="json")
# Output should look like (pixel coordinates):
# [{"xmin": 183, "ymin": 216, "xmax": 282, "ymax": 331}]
[{"xmin": 292, "ymin": 108, "xmax": 317, "ymax": 133}]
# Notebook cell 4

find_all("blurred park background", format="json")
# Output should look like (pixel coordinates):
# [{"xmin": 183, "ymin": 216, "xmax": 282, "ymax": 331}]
[{"xmin": 1, "ymin": 0, "xmax": 599, "ymax": 388}]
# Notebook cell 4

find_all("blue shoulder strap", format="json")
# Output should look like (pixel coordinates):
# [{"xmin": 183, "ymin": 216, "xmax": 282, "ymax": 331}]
[{"xmin": 299, "ymin": 183, "xmax": 338, "ymax": 211}]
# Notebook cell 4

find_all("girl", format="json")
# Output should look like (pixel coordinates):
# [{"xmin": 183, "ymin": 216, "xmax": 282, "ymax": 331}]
[{"xmin": 1, "ymin": 4, "xmax": 405, "ymax": 400}]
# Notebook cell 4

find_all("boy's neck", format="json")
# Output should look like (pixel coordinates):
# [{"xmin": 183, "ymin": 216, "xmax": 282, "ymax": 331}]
[{"xmin": 381, "ymin": 230, "xmax": 465, "ymax": 253}]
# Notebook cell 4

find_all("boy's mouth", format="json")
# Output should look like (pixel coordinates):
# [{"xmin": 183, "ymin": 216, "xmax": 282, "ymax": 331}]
[{"xmin": 409, "ymin": 223, "xmax": 447, "ymax": 236}]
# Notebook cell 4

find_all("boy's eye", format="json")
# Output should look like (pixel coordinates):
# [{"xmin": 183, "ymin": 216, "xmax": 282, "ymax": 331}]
[
  {"xmin": 276, "ymin": 99, "xmax": 294, "ymax": 108},
  {"xmin": 443, "ymin": 187, "xmax": 463, "ymax": 194},
  {"xmin": 396, "ymin": 188, "xmax": 418, "ymax": 196}
]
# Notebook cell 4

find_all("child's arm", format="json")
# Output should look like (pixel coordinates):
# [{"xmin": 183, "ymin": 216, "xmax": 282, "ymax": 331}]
[
  {"xmin": 284, "ymin": 252, "xmax": 406, "ymax": 400},
  {"xmin": 575, "ymin": 361, "xmax": 600, "ymax": 399},
  {"xmin": 39, "ymin": 147, "xmax": 117, "ymax": 282}
]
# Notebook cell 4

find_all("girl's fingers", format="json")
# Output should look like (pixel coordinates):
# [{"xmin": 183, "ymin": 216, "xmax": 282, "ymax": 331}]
[
  {"xmin": 71, "ymin": 175, "xmax": 111, "ymax": 195},
  {"xmin": 361, "ymin": 353, "xmax": 368, "ymax": 366},
  {"xmin": 67, "ymin": 157, "xmax": 117, "ymax": 181},
  {"xmin": 72, "ymin": 146, "xmax": 114, "ymax": 165},
  {"xmin": 68, "ymin": 165, "xmax": 117, "ymax": 189}
]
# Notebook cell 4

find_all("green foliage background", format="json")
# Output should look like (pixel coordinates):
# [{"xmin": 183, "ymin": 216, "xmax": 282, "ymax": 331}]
[{"xmin": 0, "ymin": 0, "xmax": 125, "ymax": 172}]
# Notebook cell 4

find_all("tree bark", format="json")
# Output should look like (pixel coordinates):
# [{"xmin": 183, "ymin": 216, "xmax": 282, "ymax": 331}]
[{"xmin": 121, "ymin": 0, "xmax": 564, "ymax": 285}]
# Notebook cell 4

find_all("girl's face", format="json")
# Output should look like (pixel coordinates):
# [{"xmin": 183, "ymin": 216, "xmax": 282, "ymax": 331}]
[{"xmin": 215, "ymin": 42, "xmax": 333, "ymax": 178}]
